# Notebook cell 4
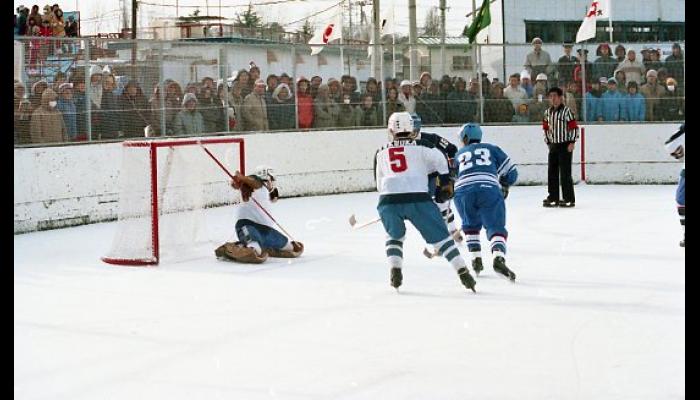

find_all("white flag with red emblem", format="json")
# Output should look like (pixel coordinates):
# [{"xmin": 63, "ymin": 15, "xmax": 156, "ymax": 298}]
[
  {"xmin": 309, "ymin": 15, "xmax": 343, "ymax": 55},
  {"xmin": 575, "ymin": 0, "xmax": 611, "ymax": 43}
]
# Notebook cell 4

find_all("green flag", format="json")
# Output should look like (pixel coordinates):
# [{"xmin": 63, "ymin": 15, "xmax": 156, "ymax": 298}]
[{"xmin": 463, "ymin": 0, "xmax": 491, "ymax": 44}]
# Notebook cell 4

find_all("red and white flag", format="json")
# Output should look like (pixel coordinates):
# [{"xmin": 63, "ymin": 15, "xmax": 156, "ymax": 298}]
[
  {"xmin": 309, "ymin": 15, "xmax": 342, "ymax": 55},
  {"xmin": 575, "ymin": 0, "xmax": 611, "ymax": 43}
]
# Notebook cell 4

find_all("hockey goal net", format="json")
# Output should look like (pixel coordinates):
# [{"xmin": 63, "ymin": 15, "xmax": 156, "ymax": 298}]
[{"xmin": 102, "ymin": 137, "xmax": 245, "ymax": 266}]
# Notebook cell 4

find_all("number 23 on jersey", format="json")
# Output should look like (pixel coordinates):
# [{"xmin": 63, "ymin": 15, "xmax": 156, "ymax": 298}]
[{"xmin": 458, "ymin": 148, "xmax": 492, "ymax": 171}]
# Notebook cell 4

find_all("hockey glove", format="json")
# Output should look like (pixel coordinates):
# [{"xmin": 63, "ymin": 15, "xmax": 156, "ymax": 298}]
[
  {"xmin": 501, "ymin": 185, "xmax": 510, "ymax": 199},
  {"xmin": 434, "ymin": 175, "xmax": 455, "ymax": 203}
]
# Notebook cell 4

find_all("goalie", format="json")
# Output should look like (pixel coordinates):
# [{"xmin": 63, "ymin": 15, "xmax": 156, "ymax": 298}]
[{"xmin": 215, "ymin": 166, "xmax": 304, "ymax": 263}]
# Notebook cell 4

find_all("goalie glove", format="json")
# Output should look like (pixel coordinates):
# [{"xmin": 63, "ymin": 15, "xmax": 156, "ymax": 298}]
[
  {"xmin": 231, "ymin": 171, "xmax": 263, "ymax": 202},
  {"xmin": 434, "ymin": 174, "xmax": 455, "ymax": 203}
]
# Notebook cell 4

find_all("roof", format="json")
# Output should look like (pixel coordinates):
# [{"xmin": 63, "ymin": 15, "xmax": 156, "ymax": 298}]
[{"xmin": 417, "ymin": 37, "xmax": 471, "ymax": 46}]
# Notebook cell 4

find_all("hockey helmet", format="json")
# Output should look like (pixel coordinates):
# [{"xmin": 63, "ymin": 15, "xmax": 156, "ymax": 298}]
[
  {"xmin": 254, "ymin": 165, "xmax": 275, "ymax": 182},
  {"xmin": 388, "ymin": 111, "xmax": 416, "ymax": 140},
  {"xmin": 459, "ymin": 123, "xmax": 483, "ymax": 143}
]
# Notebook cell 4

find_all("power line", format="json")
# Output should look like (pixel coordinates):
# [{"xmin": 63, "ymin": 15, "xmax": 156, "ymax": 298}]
[
  {"xmin": 137, "ymin": 0, "xmax": 308, "ymax": 8},
  {"xmin": 282, "ymin": 0, "xmax": 343, "ymax": 27}
]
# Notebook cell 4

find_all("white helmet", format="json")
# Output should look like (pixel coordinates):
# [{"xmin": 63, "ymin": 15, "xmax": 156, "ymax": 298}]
[
  {"xmin": 387, "ymin": 111, "xmax": 416, "ymax": 140},
  {"xmin": 254, "ymin": 165, "xmax": 275, "ymax": 182}
]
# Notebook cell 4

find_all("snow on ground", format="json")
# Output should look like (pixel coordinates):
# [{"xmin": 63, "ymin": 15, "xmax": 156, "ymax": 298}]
[{"xmin": 14, "ymin": 185, "xmax": 684, "ymax": 400}]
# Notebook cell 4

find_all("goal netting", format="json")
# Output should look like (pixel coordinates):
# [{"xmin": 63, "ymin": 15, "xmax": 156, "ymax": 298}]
[{"xmin": 102, "ymin": 137, "xmax": 245, "ymax": 266}]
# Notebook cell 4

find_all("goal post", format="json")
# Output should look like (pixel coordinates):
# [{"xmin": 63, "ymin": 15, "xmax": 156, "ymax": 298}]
[{"xmin": 102, "ymin": 137, "xmax": 245, "ymax": 266}]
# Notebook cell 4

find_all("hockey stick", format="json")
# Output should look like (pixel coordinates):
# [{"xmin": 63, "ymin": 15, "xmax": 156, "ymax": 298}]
[
  {"xmin": 348, "ymin": 214, "xmax": 381, "ymax": 230},
  {"xmin": 198, "ymin": 142, "xmax": 297, "ymax": 242}
]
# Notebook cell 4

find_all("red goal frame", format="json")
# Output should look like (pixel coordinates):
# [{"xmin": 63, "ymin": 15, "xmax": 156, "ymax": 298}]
[{"xmin": 102, "ymin": 137, "xmax": 245, "ymax": 267}]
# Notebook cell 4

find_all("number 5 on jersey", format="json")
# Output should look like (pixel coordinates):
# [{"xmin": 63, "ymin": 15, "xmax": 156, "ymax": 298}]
[{"xmin": 389, "ymin": 147, "xmax": 408, "ymax": 172}]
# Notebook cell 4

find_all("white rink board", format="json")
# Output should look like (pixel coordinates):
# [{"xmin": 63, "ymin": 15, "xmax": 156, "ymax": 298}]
[
  {"xmin": 14, "ymin": 186, "xmax": 685, "ymax": 399},
  {"xmin": 14, "ymin": 123, "xmax": 681, "ymax": 233}
]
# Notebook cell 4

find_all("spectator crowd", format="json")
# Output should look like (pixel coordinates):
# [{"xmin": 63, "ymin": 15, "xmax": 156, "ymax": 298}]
[{"xmin": 14, "ymin": 37, "xmax": 685, "ymax": 145}]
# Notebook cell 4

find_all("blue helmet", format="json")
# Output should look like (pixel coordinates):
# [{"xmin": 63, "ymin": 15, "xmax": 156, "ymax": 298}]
[
  {"xmin": 459, "ymin": 123, "xmax": 483, "ymax": 143},
  {"xmin": 410, "ymin": 113, "xmax": 422, "ymax": 133}
]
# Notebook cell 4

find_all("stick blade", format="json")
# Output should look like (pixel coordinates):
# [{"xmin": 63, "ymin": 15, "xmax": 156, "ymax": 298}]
[{"xmin": 348, "ymin": 214, "xmax": 358, "ymax": 227}]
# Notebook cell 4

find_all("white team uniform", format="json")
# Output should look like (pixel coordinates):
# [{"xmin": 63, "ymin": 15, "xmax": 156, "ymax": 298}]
[
  {"xmin": 232, "ymin": 186, "xmax": 276, "ymax": 229},
  {"xmin": 375, "ymin": 140, "xmax": 449, "ymax": 196},
  {"xmin": 665, "ymin": 130, "xmax": 685, "ymax": 170}
]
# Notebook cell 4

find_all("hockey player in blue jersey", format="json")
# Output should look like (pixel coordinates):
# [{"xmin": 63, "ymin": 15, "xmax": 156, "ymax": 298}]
[
  {"xmin": 664, "ymin": 123, "xmax": 685, "ymax": 247},
  {"xmin": 453, "ymin": 123, "xmax": 518, "ymax": 280},
  {"xmin": 375, "ymin": 112, "xmax": 476, "ymax": 292},
  {"xmin": 410, "ymin": 113, "xmax": 462, "ymax": 242}
]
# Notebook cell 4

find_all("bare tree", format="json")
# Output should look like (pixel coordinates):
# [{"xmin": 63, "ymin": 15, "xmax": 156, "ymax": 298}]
[{"xmin": 422, "ymin": 6, "xmax": 442, "ymax": 37}]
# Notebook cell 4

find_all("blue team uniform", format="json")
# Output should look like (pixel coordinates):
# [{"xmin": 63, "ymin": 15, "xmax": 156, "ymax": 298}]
[{"xmin": 453, "ymin": 142, "xmax": 518, "ymax": 256}]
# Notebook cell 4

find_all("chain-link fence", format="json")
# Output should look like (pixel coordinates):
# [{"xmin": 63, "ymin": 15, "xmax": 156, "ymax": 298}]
[{"xmin": 13, "ymin": 37, "xmax": 685, "ymax": 146}]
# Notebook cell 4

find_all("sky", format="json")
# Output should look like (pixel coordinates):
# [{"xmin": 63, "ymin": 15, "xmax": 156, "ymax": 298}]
[{"xmin": 14, "ymin": 0, "xmax": 481, "ymax": 37}]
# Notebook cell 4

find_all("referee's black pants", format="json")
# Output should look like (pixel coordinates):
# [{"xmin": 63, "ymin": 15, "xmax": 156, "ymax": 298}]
[{"xmin": 547, "ymin": 142, "xmax": 575, "ymax": 203}]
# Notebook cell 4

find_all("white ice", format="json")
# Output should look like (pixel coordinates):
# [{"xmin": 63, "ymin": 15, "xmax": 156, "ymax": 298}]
[{"xmin": 14, "ymin": 185, "xmax": 684, "ymax": 400}]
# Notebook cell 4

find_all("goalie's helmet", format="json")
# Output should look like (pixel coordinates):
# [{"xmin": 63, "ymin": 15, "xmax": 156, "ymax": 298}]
[
  {"xmin": 410, "ymin": 113, "xmax": 422, "ymax": 138},
  {"xmin": 459, "ymin": 123, "xmax": 483, "ymax": 144},
  {"xmin": 253, "ymin": 165, "xmax": 275, "ymax": 182},
  {"xmin": 388, "ymin": 111, "xmax": 416, "ymax": 140}
]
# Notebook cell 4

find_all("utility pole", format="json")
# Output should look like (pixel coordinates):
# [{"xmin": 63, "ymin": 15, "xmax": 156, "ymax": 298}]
[
  {"xmin": 131, "ymin": 0, "xmax": 137, "ymax": 39},
  {"xmin": 372, "ymin": 0, "xmax": 381, "ymax": 79},
  {"xmin": 348, "ymin": 0, "xmax": 353, "ymax": 41},
  {"xmin": 440, "ymin": 0, "xmax": 446, "ymax": 77},
  {"xmin": 408, "ymin": 0, "xmax": 418, "ymax": 80}
]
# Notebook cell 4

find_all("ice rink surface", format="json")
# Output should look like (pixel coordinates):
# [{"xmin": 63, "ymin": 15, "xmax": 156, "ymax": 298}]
[{"xmin": 15, "ymin": 185, "xmax": 684, "ymax": 400}]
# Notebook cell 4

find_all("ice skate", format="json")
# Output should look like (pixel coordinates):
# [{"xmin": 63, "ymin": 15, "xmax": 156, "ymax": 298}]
[
  {"xmin": 493, "ymin": 256, "xmax": 516, "ymax": 281},
  {"xmin": 390, "ymin": 267, "xmax": 403, "ymax": 290},
  {"xmin": 472, "ymin": 257, "xmax": 484, "ymax": 275},
  {"xmin": 457, "ymin": 268, "xmax": 476, "ymax": 292}
]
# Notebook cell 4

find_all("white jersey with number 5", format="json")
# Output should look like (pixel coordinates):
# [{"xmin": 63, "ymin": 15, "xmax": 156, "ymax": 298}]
[{"xmin": 375, "ymin": 140, "xmax": 449, "ymax": 195}]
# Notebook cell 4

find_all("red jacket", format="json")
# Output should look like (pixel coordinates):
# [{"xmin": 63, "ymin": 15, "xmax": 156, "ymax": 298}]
[
  {"xmin": 297, "ymin": 94, "xmax": 314, "ymax": 129},
  {"xmin": 39, "ymin": 26, "xmax": 52, "ymax": 37}
]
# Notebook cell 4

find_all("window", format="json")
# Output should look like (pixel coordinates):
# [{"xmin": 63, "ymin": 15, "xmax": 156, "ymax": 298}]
[
  {"xmin": 525, "ymin": 21, "xmax": 685, "ymax": 43},
  {"xmin": 452, "ymin": 55, "xmax": 473, "ymax": 70}
]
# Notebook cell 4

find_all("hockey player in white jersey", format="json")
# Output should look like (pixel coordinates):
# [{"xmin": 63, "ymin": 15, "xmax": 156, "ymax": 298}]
[
  {"xmin": 215, "ymin": 166, "xmax": 304, "ymax": 263},
  {"xmin": 375, "ymin": 112, "xmax": 476, "ymax": 292},
  {"xmin": 664, "ymin": 123, "xmax": 685, "ymax": 247}
]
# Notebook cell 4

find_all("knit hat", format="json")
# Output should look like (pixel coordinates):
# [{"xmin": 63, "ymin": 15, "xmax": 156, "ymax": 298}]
[
  {"xmin": 400, "ymin": 80, "xmax": 411, "ymax": 87},
  {"xmin": 607, "ymin": 77, "xmax": 617, "ymax": 84},
  {"xmin": 182, "ymin": 92, "xmax": 198, "ymax": 106},
  {"xmin": 536, "ymin": 73, "xmax": 548, "ymax": 81},
  {"xmin": 646, "ymin": 69, "xmax": 658, "ymax": 78},
  {"xmin": 520, "ymin": 70, "xmax": 531, "ymax": 80},
  {"xmin": 598, "ymin": 76, "xmax": 608, "ymax": 84},
  {"xmin": 58, "ymin": 82, "xmax": 73, "ymax": 92},
  {"xmin": 89, "ymin": 65, "xmax": 102, "ymax": 77}
]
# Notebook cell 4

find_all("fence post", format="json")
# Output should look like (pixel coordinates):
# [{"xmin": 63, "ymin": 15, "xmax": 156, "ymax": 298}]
[
  {"xmin": 159, "ymin": 41, "xmax": 167, "ymax": 136},
  {"xmin": 84, "ymin": 38, "xmax": 92, "ymax": 142},
  {"xmin": 219, "ymin": 46, "xmax": 229, "ymax": 133},
  {"xmin": 580, "ymin": 127, "xmax": 586, "ymax": 182},
  {"xmin": 477, "ymin": 43, "xmax": 484, "ymax": 124},
  {"xmin": 292, "ymin": 44, "xmax": 299, "ymax": 130}
]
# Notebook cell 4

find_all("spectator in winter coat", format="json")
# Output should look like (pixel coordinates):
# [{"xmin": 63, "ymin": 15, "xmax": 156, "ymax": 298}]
[
  {"xmin": 504, "ymin": 73, "xmax": 528, "ymax": 113},
  {"xmin": 512, "ymin": 103, "xmax": 530, "ymax": 123},
  {"xmin": 341, "ymin": 76, "xmax": 360, "ymax": 105},
  {"xmin": 614, "ymin": 44, "xmax": 627, "ymax": 63},
  {"xmin": 198, "ymin": 86, "xmax": 225, "ymax": 133},
  {"xmin": 70, "ymin": 73, "xmax": 86, "ymax": 139},
  {"xmin": 585, "ymin": 78, "xmax": 606, "ymax": 122},
  {"xmin": 310, "ymin": 75, "xmax": 322, "ymax": 99},
  {"xmin": 644, "ymin": 48, "xmax": 663, "ymax": 73},
  {"xmin": 665, "ymin": 43, "xmax": 684, "ymax": 89},
  {"xmin": 327, "ymin": 78, "xmax": 342, "ymax": 103},
  {"xmin": 528, "ymin": 85, "xmax": 549, "ymax": 122},
  {"xmin": 29, "ymin": 88, "xmax": 66, "ymax": 143},
  {"xmin": 64, "ymin": 15, "xmax": 78, "ymax": 37},
  {"xmin": 233, "ymin": 69, "xmax": 252, "ymax": 98},
  {"xmin": 593, "ymin": 43, "xmax": 617, "ymax": 83},
  {"xmin": 264, "ymin": 74, "xmax": 278, "ymax": 107},
  {"xmin": 30, "ymin": 80, "xmax": 48, "ymax": 110},
  {"xmin": 614, "ymin": 70, "xmax": 627, "ymax": 90},
  {"xmin": 447, "ymin": 77, "xmax": 477, "ymax": 123},
  {"xmin": 336, "ymin": 93, "xmax": 357, "ymax": 128},
  {"xmin": 397, "ymin": 80, "xmax": 416, "ymax": 113},
  {"xmin": 600, "ymin": 78, "xmax": 624, "ymax": 121},
  {"xmin": 640, "ymin": 69, "xmax": 666, "ymax": 122},
  {"xmin": 564, "ymin": 81, "xmax": 580, "ymax": 120},
  {"xmin": 624, "ymin": 81, "xmax": 646, "ymax": 122},
  {"xmin": 17, "ymin": 6, "xmax": 28, "ymax": 36},
  {"xmin": 268, "ymin": 83, "xmax": 295, "ymax": 131},
  {"xmin": 228, "ymin": 81, "xmax": 244, "ymax": 132},
  {"xmin": 56, "ymin": 83, "xmax": 77, "ymax": 139},
  {"xmin": 51, "ymin": 7, "xmax": 65, "ymax": 53},
  {"xmin": 28, "ymin": 5, "xmax": 42, "ymax": 28},
  {"xmin": 296, "ymin": 77, "xmax": 314, "ymax": 129},
  {"xmin": 417, "ymin": 82, "xmax": 441, "ymax": 124},
  {"xmin": 118, "ymin": 80, "xmax": 150, "ymax": 137},
  {"xmin": 98, "ymin": 74, "xmax": 120, "ymax": 138},
  {"xmin": 173, "ymin": 93, "xmax": 205, "ymax": 135},
  {"xmin": 385, "ymin": 87, "xmax": 405, "ymax": 123},
  {"xmin": 663, "ymin": 77, "xmax": 684, "ymax": 121},
  {"xmin": 617, "ymin": 50, "xmax": 646, "ymax": 85},
  {"xmin": 241, "ymin": 79, "xmax": 269, "ymax": 132},
  {"xmin": 557, "ymin": 44, "xmax": 577, "ymax": 88},
  {"xmin": 524, "ymin": 37, "xmax": 555, "ymax": 81},
  {"xmin": 436, "ymin": 75, "xmax": 453, "ymax": 122},
  {"xmin": 313, "ymin": 84, "xmax": 339, "ymax": 129},
  {"xmin": 354, "ymin": 94, "xmax": 380, "ymax": 127},
  {"xmin": 14, "ymin": 82, "xmax": 32, "ymax": 144},
  {"xmin": 520, "ymin": 70, "xmax": 533, "ymax": 98},
  {"xmin": 485, "ymin": 82, "xmax": 514, "ymax": 123}
]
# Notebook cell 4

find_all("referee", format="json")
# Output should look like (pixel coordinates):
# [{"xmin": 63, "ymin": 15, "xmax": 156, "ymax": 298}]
[{"xmin": 542, "ymin": 87, "xmax": 579, "ymax": 207}]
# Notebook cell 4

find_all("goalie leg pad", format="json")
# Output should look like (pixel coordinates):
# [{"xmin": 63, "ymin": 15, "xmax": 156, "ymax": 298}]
[
  {"xmin": 267, "ymin": 241, "xmax": 305, "ymax": 258},
  {"xmin": 216, "ymin": 242, "xmax": 268, "ymax": 264}
]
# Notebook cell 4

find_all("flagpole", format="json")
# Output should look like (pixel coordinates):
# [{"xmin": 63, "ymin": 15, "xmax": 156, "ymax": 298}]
[
  {"xmin": 340, "ymin": 3, "xmax": 345, "ymax": 77},
  {"xmin": 608, "ymin": 4, "xmax": 613, "ymax": 42},
  {"xmin": 392, "ymin": 2, "xmax": 396, "ymax": 78}
]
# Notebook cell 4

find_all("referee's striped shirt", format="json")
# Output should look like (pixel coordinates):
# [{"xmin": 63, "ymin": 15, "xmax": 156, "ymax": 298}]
[{"xmin": 542, "ymin": 104, "xmax": 579, "ymax": 143}]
